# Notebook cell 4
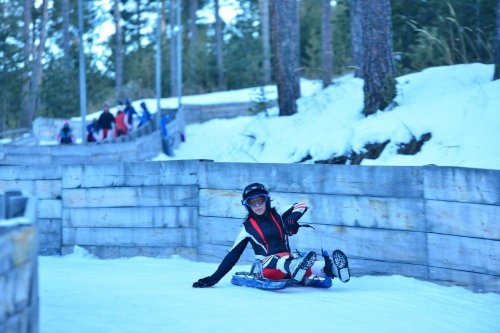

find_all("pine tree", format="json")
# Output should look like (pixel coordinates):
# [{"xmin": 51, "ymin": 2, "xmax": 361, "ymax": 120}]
[
  {"xmin": 0, "ymin": 1, "xmax": 25, "ymax": 130},
  {"xmin": 269, "ymin": 0, "xmax": 300, "ymax": 116},
  {"xmin": 214, "ymin": 0, "xmax": 225, "ymax": 89},
  {"xmin": 260, "ymin": 0, "xmax": 271, "ymax": 84},
  {"xmin": 321, "ymin": 0, "xmax": 333, "ymax": 87},
  {"xmin": 495, "ymin": 0, "xmax": 500, "ymax": 80},
  {"xmin": 362, "ymin": 0, "xmax": 395, "ymax": 116},
  {"xmin": 114, "ymin": 0, "xmax": 124, "ymax": 101},
  {"xmin": 349, "ymin": 0, "xmax": 363, "ymax": 78},
  {"xmin": 19, "ymin": 0, "xmax": 50, "ymax": 128}
]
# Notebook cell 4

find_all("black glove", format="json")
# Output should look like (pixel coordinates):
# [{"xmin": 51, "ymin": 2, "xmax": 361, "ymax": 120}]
[
  {"xmin": 285, "ymin": 218, "xmax": 300, "ymax": 235},
  {"xmin": 193, "ymin": 276, "xmax": 215, "ymax": 288}
]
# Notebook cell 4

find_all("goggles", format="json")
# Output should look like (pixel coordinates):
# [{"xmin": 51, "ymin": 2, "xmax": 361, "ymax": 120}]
[{"xmin": 242, "ymin": 194, "xmax": 269, "ymax": 207}]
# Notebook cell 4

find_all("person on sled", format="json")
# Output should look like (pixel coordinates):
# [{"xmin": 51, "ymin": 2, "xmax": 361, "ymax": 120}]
[{"xmin": 193, "ymin": 182, "xmax": 350, "ymax": 288}]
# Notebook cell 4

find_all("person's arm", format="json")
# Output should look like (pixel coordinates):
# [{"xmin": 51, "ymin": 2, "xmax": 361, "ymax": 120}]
[
  {"xmin": 193, "ymin": 227, "xmax": 249, "ymax": 288},
  {"xmin": 281, "ymin": 203, "xmax": 308, "ymax": 235}
]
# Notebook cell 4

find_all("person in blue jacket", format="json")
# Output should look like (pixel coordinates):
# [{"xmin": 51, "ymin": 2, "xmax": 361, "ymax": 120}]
[
  {"xmin": 138, "ymin": 102, "xmax": 151, "ymax": 127},
  {"xmin": 193, "ymin": 183, "xmax": 350, "ymax": 288}
]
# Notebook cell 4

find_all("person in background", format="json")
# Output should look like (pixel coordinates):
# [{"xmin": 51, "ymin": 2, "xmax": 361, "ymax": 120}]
[
  {"xmin": 138, "ymin": 102, "xmax": 151, "ymax": 127},
  {"xmin": 160, "ymin": 114, "xmax": 172, "ymax": 156},
  {"xmin": 86, "ymin": 119, "xmax": 100, "ymax": 143},
  {"xmin": 114, "ymin": 110, "xmax": 128, "ymax": 137},
  {"xmin": 116, "ymin": 100, "xmax": 125, "ymax": 113},
  {"xmin": 123, "ymin": 98, "xmax": 138, "ymax": 132},
  {"xmin": 57, "ymin": 120, "xmax": 76, "ymax": 144},
  {"xmin": 192, "ymin": 183, "xmax": 351, "ymax": 288},
  {"xmin": 97, "ymin": 102, "xmax": 115, "ymax": 140}
]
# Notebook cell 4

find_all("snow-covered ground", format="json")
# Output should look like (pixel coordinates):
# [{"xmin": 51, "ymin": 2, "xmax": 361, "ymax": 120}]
[
  {"xmin": 39, "ymin": 64, "xmax": 500, "ymax": 332},
  {"xmin": 40, "ymin": 248, "xmax": 500, "ymax": 333},
  {"xmin": 43, "ymin": 63, "xmax": 500, "ymax": 171},
  {"xmin": 154, "ymin": 63, "xmax": 500, "ymax": 170}
]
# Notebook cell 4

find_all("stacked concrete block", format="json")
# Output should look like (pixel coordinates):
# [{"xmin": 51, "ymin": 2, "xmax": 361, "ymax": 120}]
[
  {"xmin": 0, "ymin": 166, "xmax": 62, "ymax": 255},
  {"xmin": 423, "ymin": 166, "xmax": 500, "ymax": 292},
  {"xmin": 0, "ymin": 193, "xmax": 38, "ymax": 333},
  {"xmin": 0, "ymin": 126, "xmax": 162, "ymax": 166},
  {"xmin": 197, "ymin": 162, "xmax": 500, "ymax": 293},
  {"xmin": 61, "ymin": 161, "xmax": 200, "ymax": 258},
  {"xmin": 0, "ymin": 161, "xmax": 498, "ymax": 292}
]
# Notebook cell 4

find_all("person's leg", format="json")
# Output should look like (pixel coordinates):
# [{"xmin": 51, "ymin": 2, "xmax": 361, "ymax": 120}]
[
  {"xmin": 261, "ymin": 253, "xmax": 290, "ymax": 280},
  {"xmin": 311, "ymin": 260, "xmax": 328, "ymax": 278},
  {"xmin": 311, "ymin": 250, "xmax": 350, "ymax": 283},
  {"xmin": 261, "ymin": 252, "xmax": 316, "ymax": 282}
]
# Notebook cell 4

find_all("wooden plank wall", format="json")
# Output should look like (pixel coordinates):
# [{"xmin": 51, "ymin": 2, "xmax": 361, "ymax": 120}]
[
  {"xmin": 423, "ymin": 167, "xmax": 500, "ymax": 292},
  {"xmin": 0, "ymin": 161, "xmax": 498, "ymax": 292},
  {"xmin": 60, "ymin": 160, "xmax": 200, "ymax": 259},
  {"xmin": 181, "ymin": 101, "xmax": 277, "ymax": 124},
  {"xmin": 0, "ymin": 165, "xmax": 63, "ymax": 255},
  {"xmin": 0, "ymin": 196, "xmax": 39, "ymax": 333},
  {"xmin": 0, "ymin": 130, "xmax": 162, "ymax": 165},
  {"xmin": 198, "ymin": 163, "xmax": 499, "ymax": 293}
]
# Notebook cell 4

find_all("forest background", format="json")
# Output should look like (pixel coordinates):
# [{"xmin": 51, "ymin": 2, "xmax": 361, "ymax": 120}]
[{"xmin": 0, "ymin": 0, "xmax": 498, "ymax": 132}]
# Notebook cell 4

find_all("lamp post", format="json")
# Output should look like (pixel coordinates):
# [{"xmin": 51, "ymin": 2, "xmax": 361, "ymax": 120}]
[
  {"xmin": 155, "ymin": 1, "xmax": 162, "ymax": 129},
  {"xmin": 176, "ymin": 0, "xmax": 182, "ymax": 108},
  {"xmin": 77, "ymin": 0, "xmax": 87, "ymax": 144}
]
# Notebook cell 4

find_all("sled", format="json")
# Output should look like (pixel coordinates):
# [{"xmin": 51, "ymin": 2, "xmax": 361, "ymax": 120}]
[{"xmin": 230, "ymin": 256, "xmax": 333, "ymax": 291}]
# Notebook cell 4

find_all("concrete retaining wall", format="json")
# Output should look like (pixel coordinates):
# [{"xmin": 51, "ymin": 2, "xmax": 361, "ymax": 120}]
[
  {"xmin": 0, "ymin": 166, "xmax": 63, "ymax": 256},
  {"xmin": 1, "ymin": 107, "xmax": 189, "ymax": 166},
  {"xmin": 0, "ymin": 194, "xmax": 38, "ymax": 333},
  {"xmin": 197, "ymin": 163, "xmax": 499, "ymax": 293},
  {"xmin": 182, "ymin": 101, "xmax": 276, "ymax": 124},
  {"xmin": 0, "ymin": 128, "xmax": 162, "ymax": 166},
  {"xmin": 60, "ymin": 161, "xmax": 199, "ymax": 258},
  {"xmin": 0, "ymin": 161, "xmax": 498, "ymax": 293}
]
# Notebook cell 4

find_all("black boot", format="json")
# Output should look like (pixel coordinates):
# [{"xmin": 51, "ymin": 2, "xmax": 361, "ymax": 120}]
[
  {"xmin": 286, "ymin": 251, "xmax": 317, "ymax": 283},
  {"xmin": 322, "ymin": 250, "xmax": 335, "ymax": 278},
  {"xmin": 332, "ymin": 249, "xmax": 350, "ymax": 283}
]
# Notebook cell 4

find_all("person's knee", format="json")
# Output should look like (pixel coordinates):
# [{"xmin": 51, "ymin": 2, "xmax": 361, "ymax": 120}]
[{"xmin": 262, "ymin": 268, "xmax": 288, "ymax": 280}]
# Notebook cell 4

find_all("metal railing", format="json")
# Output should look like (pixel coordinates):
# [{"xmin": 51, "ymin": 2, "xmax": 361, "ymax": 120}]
[{"xmin": 0, "ymin": 128, "xmax": 31, "ymax": 140}]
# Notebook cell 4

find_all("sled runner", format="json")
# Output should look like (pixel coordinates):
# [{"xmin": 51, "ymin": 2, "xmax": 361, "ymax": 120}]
[
  {"xmin": 231, "ymin": 271, "xmax": 290, "ymax": 290},
  {"xmin": 231, "ymin": 255, "xmax": 332, "ymax": 290},
  {"xmin": 231, "ymin": 250, "xmax": 349, "ymax": 290}
]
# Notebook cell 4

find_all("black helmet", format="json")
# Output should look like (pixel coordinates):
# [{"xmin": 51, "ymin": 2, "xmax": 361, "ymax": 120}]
[
  {"xmin": 242, "ymin": 182, "xmax": 269, "ymax": 200},
  {"xmin": 242, "ymin": 182, "xmax": 270, "ymax": 214}
]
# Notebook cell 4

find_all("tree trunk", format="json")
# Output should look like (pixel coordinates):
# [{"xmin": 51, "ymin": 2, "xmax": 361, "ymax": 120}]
[
  {"xmin": 20, "ymin": 0, "xmax": 33, "ymax": 128},
  {"xmin": 19, "ymin": 0, "xmax": 49, "ymax": 128},
  {"xmin": 0, "ymin": 96, "xmax": 5, "ymax": 134},
  {"xmin": 114, "ymin": 0, "xmax": 124, "ymax": 101},
  {"xmin": 321, "ymin": 0, "xmax": 333, "ymax": 88},
  {"xmin": 136, "ymin": 0, "xmax": 141, "ymax": 46},
  {"xmin": 161, "ymin": 0, "xmax": 166, "ymax": 33},
  {"xmin": 215, "ymin": 0, "xmax": 225, "ymax": 89},
  {"xmin": 62, "ymin": 0, "xmax": 71, "ymax": 72},
  {"xmin": 170, "ymin": 0, "xmax": 178, "ymax": 97},
  {"xmin": 475, "ymin": 0, "xmax": 481, "ymax": 61},
  {"xmin": 269, "ymin": 0, "xmax": 300, "ymax": 116},
  {"xmin": 260, "ymin": 0, "xmax": 271, "ymax": 84},
  {"xmin": 348, "ymin": 0, "xmax": 363, "ymax": 78},
  {"xmin": 362, "ymin": 0, "xmax": 395, "ymax": 116},
  {"xmin": 188, "ymin": 0, "xmax": 198, "ymax": 42},
  {"xmin": 294, "ymin": 0, "xmax": 300, "ymax": 74},
  {"xmin": 188, "ymin": 0, "xmax": 199, "ymax": 84},
  {"xmin": 494, "ymin": 0, "xmax": 500, "ymax": 80},
  {"xmin": 29, "ymin": 0, "xmax": 50, "ymax": 119}
]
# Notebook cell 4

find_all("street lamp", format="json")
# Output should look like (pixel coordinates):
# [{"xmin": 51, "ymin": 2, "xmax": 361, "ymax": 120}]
[{"xmin": 77, "ymin": 0, "xmax": 87, "ymax": 144}]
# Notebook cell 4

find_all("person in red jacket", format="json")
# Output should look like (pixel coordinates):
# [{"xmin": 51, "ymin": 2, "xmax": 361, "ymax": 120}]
[
  {"xmin": 193, "ymin": 182, "xmax": 350, "ymax": 288},
  {"xmin": 114, "ymin": 110, "xmax": 128, "ymax": 137}
]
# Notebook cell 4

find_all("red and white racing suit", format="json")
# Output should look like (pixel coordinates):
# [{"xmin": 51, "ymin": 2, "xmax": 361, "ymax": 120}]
[{"xmin": 209, "ymin": 203, "xmax": 311, "ymax": 284}]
